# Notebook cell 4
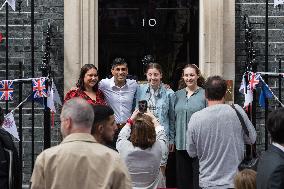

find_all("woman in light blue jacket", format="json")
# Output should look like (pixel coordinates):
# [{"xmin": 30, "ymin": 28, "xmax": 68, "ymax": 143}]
[
  {"xmin": 136, "ymin": 63, "xmax": 175, "ymax": 141},
  {"xmin": 135, "ymin": 63, "xmax": 175, "ymax": 183}
]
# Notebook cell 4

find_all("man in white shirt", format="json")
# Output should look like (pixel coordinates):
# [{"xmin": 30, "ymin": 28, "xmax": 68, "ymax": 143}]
[
  {"xmin": 99, "ymin": 58, "xmax": 138, "ymax": 148},
  {"xmin": 99, "ymin": 57, "xmax": 138, "ymax": 127}
]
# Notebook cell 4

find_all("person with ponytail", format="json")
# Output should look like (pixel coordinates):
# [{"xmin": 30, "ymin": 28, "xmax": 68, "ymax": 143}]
[{"xmin": 169, "ymin": 64, "xmax": 207, "ymax": 189}]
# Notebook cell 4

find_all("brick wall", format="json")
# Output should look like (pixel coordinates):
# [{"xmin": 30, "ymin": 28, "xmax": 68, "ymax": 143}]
[
  {"xmin": 235, "ymin": 0, "xmax": 284, "ymax": 152},
  {"xmin": 1, "ymin": 0, "xmax": 284, "ymax": 186},
  {"xmin": 0, "ymin": 0, "xmax": 64, "ymax": 187}
]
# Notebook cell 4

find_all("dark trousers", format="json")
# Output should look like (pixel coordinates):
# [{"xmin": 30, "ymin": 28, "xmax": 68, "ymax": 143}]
[
  {"xmin": 176, "ymin": 150, "xmax": 199, "ymax": 189},
  {"xmin": 166, "ymin": 152, "xmax": 177, "ymax": 187}
]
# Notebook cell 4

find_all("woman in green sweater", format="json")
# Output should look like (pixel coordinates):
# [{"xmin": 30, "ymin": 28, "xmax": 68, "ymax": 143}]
[{"xmin": 169, "ymin": 64, "xmax": 207, "ymax": 189}]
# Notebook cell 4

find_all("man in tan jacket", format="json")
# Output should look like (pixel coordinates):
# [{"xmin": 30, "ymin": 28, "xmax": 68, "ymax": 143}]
[{"xmin": 30, "ymin": 97, "xmax": 132, "ymax": 189}]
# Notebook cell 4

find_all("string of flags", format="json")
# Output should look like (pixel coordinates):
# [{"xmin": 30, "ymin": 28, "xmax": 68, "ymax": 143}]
[
  {"xmin": 0, "ymin": 77, "xmax": 48, "ymax": 101},
  {"xmin": 239, "ymin": 72, "xmax": 284, "ymax": 108},
  {"xmin": 1, "ymin": 77, "xmax": 62, "ymax": 140}
]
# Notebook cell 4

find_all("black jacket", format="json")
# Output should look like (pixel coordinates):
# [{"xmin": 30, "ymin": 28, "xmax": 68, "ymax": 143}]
[
  {"xmin": 256, "ymin": 145, "xmax": 284, "ymax": 189},
  {"xmin": 0, "ymin": 128, "xmax": 21, "ymax": 189}
]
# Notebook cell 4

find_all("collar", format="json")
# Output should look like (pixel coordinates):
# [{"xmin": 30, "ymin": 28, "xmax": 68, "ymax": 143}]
[
  {"xmin": 146, "ymin": 84, "xmax": 162, "ymax": 98},
  {"xmin": 61, "ymin": 133, "xmax": 97, "ymax": 144},
  {"xmin": 184, "ymin": 87, "xmax": 201, "ymax": 96},
  {"xmin": 110, "ymin": 77, "xmax": 128, "ymax": 88},
  {"xmin": 272, "ymin": 142, "xmax": 284, "ymax": 153}
]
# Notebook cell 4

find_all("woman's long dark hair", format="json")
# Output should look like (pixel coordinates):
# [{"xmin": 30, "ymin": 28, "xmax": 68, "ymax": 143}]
[
  {"xmin": 76, "ymin": 64, "xmax": 98, "ymax": 92},
  {"xmin": 178, "ymin": 64, "xmax": 205, "ymax": 89}
]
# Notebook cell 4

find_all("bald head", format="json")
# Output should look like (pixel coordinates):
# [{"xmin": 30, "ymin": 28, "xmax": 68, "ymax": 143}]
[{"xmin": 61, "ymin": 98, "xmax": 94, "ymax": 129}]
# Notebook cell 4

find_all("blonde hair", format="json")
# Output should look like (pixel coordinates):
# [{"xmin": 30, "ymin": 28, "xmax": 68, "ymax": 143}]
[{"xmin": 234, "ymin": 169, "xmax": 256, "ymax": 189}]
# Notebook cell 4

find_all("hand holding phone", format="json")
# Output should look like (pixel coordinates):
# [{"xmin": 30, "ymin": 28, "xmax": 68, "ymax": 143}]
[{"xmin": 138, "ymin": 100, "xmax": 147, "ymax": 113}]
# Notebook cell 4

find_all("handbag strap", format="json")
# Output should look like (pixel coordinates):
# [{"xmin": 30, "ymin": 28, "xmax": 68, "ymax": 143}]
[{"xmin": 231, "ymin": 104, "xmax": 249, "ymax": 137}]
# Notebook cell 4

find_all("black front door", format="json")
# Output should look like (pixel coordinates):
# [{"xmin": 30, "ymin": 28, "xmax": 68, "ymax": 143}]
[{"xmin": 99, "ymin": 0, "xmax": 199, "ymax": 90}]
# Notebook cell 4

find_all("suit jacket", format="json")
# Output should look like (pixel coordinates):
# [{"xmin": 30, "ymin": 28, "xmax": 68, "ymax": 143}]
[
  {"xmin": 0, "ymin": 128, "xmax": 21, "ymax": 189},
  {"xmin": 256, "ymin": 144, "xmax": 284, "ymax": 189},
  {"xmin": 31, "ymin": 133, "xmax": 132, "ymax": 189}
]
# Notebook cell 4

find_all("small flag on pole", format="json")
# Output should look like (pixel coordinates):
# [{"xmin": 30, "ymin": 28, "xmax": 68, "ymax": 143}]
[
  {"xmin": 47, "ymin": 80, "xmax": 62, "ymax": 113},
  {"xmin": 239, "ymin": 74, "xmax": 253, "ymax": 107},
  {"xmin": 258, "ymin": 76, "xmax": 274, "ymax": 107},
  {"xmin": 249, "ymin": 72, "xmax": 260, "ymax": 90},
  {"xmin": 3, "ymin": 113, "xmax": 19, "ymax": 141}
]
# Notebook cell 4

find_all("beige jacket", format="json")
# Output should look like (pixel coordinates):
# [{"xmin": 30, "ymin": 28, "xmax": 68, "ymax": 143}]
[{"xmin": 30, "ymin": 133, "xmax": 132, "ymax": 189}]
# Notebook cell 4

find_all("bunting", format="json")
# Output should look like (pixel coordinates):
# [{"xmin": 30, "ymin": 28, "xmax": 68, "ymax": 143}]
[
  {"xmin": 32, "ymin": 77, "xmax": 48, "ymax": 98},
  {"xmin": 3, "ymin": 113, "xmax": 19, "ymax": 141},
  {"xmin": 0, "ymin": 80, "xmax": 14, "ymax": 101},
  {"xmin": 47, "ymin": 80, "xmax": 62, "ymax": 113},
  {"xmin": 239, "ymin": 72, "xmax": 284, "ymax": 108},
  {"xmin": 0, "ymin": 76, "xmax": 62, "ymax": 130}
]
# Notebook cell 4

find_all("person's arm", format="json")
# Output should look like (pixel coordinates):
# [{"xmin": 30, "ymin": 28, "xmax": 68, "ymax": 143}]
[
  {"xmin": 186, "ymin": 115, "xmax": 198, "ymax": 158},
  {"xmin": 168, "ymin": 93, "xmax": 176, "ymax": 152},
  {"xmin": 116, "ymin": 124, "xmax": 131, "ymax": 152},
  {"xmin": 132, "ymin": 84, "xmax": 138, "ymax": 112},
  {"xmin": 98, "ymin": 80, "xmax": 103, "ymax": 90},
  {"xmin": 116, "ymin": 110, "xmax": 139, "ymax": 152},
  {"xmin": 235, "ymin": 104, "xmax": 256, "ymax": 144},
  {"xmin": 155, "ymin": 125, "xmax": 168, "ymax": 167},
  {"xmin": 30, "ymin": 154, "xmax": 45, "ymax": 189}
]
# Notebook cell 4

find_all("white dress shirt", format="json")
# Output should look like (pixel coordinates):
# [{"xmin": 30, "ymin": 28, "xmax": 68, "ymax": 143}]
[
  {"xmin": 99, "ymin": 77, "xmax": 138, "ymax": 124},
  {"xmin": 273, "ymin": 143, "xmax": 284, "ymax": 152}
]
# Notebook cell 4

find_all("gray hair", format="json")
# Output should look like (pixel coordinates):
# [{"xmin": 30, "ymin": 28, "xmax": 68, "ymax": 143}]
[{"xmin": 61, "ymin": 98, "xmax": 94, "ymax": 128}]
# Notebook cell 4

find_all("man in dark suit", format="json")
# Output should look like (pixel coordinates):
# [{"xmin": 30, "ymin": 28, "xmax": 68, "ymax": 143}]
[{"xmin": 256, "ymin": 108, "xmax": 284, "ymax": 189}]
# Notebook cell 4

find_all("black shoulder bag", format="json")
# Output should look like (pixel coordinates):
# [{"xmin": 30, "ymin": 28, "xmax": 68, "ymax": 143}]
[{"xmin": 231, "ymin": 104, "xmax": 258, "ymax": 171}]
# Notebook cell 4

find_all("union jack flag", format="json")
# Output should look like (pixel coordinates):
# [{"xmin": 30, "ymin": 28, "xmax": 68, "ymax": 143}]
[
  {"xmin": 249, "ymin": 72, "xmax": 260, "ymax": 90},
  {"xmin": 32, "ymin": 77, "xmax": 48, "ymax": 98},
  {"xmin": 0, "ymin": 80, "xmax": 14, "ymax": 101}
]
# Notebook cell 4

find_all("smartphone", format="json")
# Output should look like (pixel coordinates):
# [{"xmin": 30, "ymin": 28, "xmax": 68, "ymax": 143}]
[{"xmin": 138, "ymin": 100, "xmax": 147, "ymax": 113}]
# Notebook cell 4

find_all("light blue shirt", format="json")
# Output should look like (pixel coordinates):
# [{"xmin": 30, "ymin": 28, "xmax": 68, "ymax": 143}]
[
  {"xmin": 99, "ymin": 77, "xmax": 138, "ymax": 124},
  {"xmin": 135, "ymin": 84, "xmax": 175, "ymax": 140}
]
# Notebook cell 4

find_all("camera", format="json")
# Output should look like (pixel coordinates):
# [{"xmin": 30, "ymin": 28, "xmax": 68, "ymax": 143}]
[{"xmin": 138, "ymin": 100, "xmax": 147, "ymax": 113}]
